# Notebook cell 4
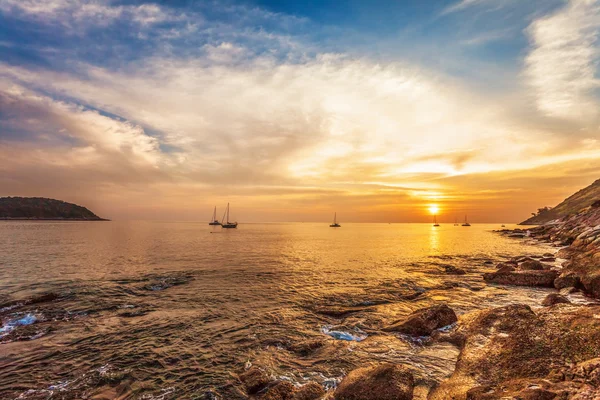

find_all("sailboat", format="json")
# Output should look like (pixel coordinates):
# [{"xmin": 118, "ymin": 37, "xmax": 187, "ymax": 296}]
[
  {"xmin": 462, "ymin": 215, "xmax": 471, "ymax": 226},
  {"xmin": 330, "ymin": 212, "xmax": 341, "ymax": 228},
  {"xmin": 221, "ymin": 203, "xmax": 238, "ymax": 229},
  {"xmin": 454, "ymin": 217, "xmax": 459, "ymax": 226},
  {"xmin": 433, "ymin": 215, "xmax": 440, "ymax": 227},
  {"xmin": 208, "ymin": 206, "xmax": 221, "ymax": 226}
]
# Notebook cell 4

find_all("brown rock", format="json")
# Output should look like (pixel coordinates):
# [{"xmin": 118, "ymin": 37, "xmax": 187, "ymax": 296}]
[
  {"xmin": 288, "ymin": 339, "xmax": 325, "ymax": 356},
  {"xmin": 263, "ymin": 381, "xmax": 296, "ymax": 400},
  {"xmin": 292, "ymin": 382, "xmax": 326, "ymax": 400},
  {"xmin": 239, "ymin": 367, "xmax": 272, "ymax": 394},
  {"xmin": 443, "ymin": 265, "xmax": 467, "ymax": 275},
  {"xmin": 581, "ymin": 272, "xmax": 600, "ymax": 298},
  {"xmin": 333, "ymin": 363, "xmax": 414, "ymax": 400},
  {"xmin": 496, "ymin": 263, "xmax": 516, "ymax": 274},
  {"xmin": 554, "ymin": 272, "xmax": 581, "ymax": 290},
  {"xmin": 520, "ymin": 260, "xmax": 545, "ymax": 270},
  {"xmin": 540, "ymin": 257, "xmax": 556, "ymax": 262},
  {"xmin": 541, "ymin": 293, "xmax": 570, "ymax": 306},
  {"xmin": 483, "ymin": 270, "xmax": 559, "ymax": 287},
  {"xmin": 383, "ymin": 304, "xmax": 457, "ymax": 336}
]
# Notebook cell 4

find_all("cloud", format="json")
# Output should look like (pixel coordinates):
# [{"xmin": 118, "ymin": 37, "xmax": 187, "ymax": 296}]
[
  {"xmin": 524, "ymin": 0, "xmax": 600, "ymax": 121},
  {"xmin": 0, "ymin": 0, "xmax": 599, "ymax": 221}
]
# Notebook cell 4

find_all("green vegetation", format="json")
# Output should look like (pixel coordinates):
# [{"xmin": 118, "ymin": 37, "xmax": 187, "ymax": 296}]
[
  {"xmin": 520, "ymin": 178, "xmax": 600, "ymax": 224},
  {"xmin": 0, "ymin": 197, "xmax": 107, "ymax": 220}
]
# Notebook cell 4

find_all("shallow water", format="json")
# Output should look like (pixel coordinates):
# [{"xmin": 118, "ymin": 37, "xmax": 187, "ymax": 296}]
[{"xmin": 0, "ymin": 222, "xmax": 556, "ymax": 399}]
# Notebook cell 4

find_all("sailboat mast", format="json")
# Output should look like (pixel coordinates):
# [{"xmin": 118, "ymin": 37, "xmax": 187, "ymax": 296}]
[
  {"xmin": 227, "ymin": 203, "xmax": 230, "ymax": 223},
  {"xmin": 334, "ymin": 212, "xmax": 336, "ymax": 224}
]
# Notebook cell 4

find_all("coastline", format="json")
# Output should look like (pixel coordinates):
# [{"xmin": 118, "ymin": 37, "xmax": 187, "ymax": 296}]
[
  {"xmin": 230, "ymin": 209, "xmax": 600, "ymax": 399},
  {"xmin": 0, "ymin": 217, "xmax": 110, "ymax": 221}
]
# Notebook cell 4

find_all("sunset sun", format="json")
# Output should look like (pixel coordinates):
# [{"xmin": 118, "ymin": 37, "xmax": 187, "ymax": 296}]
[{"xmin": 428, "ymin": 205, "xmax": 440, "ymax": 215}]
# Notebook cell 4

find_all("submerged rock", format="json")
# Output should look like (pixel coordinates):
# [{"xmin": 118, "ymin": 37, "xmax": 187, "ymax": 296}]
[
  {"xmin": 383, "ymin": 304, "xmax": 457, "ymax": 336},
  {"xmin": 291, "ymin": 382, "xmax": 326, "ymax": 400},
  {"xmin": 442, "ymin": 265, "xmax": 466, "ymax": 275},
  {"xmin": 541, "ymin": 293, "xmax": 570, "ymax": 306},
  {"xmin": 483, "ymin": 270, "xmax": 559, "ymax": 287},
  {"xmin": 262, "ymin": 381, "xmax": 296, "ymax": 400},
  {"xmin": 334, "ymin": 363, "xmax": 414, "ymax": 400},
  {"xmin": 238, "ymin": 367, "xmax": 272, "ymax": 395}
]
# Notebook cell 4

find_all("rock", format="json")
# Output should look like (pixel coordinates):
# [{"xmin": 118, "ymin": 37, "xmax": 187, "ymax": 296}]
[
  {"xmin": 581, "ymin": 272, "xmax": 600, "ymax": 298},
  {"xmin": 443, "ymin": 265, "xmax": 466, "ymax": 275},
  {"xmin": 238, "ymin": 367, "xmax": 272, "ymax": 394},
  {"xmin": 554, "ymin": 272, "xmax": 581, "ymax": 290},
  {"xmin": 483, "ymin": 270, "xmax": 559, "ymax": 288},
  {"xmin": 429, "ymin": 304, "xmax": 600, "ymax": 400},
  {"xmin": 540, "ymin": 257, "xmax": 556, "ymax": 262},
  {"xmin": 541, "ymin": 293, "xmax": 570, "ymax": 306},
  {"xmin": 292, "ymin": 382, "xmax": 326, "ymax": 400},
  {"xmin": 520, "ymin": 260, "xmax": 545, "ymax": 270},
  {"xmin": 496, "ymin": 263, "xmax": 515, "ymax": 274},
  {"xmin": 263, "ymin": 381, "xmax": 296, "ymax": 400},
  {"xmin": 288, "ymin": 339, "xmax": 325, "ymax": 356},
  {"xmin": 333, "ymin": 363, "xmax": 414, "ymax": 400},
  {"xmin": 383, "ymin": 304, "xmax": 457, "ymax": 336}
]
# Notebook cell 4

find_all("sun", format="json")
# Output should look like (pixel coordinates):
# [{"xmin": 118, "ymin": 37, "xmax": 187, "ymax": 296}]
[{"xmin": 428, "ymin": 205, "xmax": 440, "ymax": 215}]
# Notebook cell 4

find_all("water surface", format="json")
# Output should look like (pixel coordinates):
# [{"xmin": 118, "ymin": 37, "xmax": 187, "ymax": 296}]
[{"xmin": 0, "ymin": 222, "xmax": 555, "ymax": 399}]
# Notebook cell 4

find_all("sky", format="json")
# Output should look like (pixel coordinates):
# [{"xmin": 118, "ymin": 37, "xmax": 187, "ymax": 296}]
[{"xmin": 0, "ymin": 0, "xmax": 599, "ymax": 222}]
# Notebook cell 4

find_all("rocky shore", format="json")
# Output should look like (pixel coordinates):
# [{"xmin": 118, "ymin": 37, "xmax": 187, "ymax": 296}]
[{"xmin": 228, "ymin": 202, "xmax": 600, "ymax": 400}]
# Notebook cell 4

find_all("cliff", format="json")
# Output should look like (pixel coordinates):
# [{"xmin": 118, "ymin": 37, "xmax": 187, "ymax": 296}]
[
  {"xmin": 520, "ymin": 178, "xmax": 600, "ymax": 224},
  {"xmin": 0, "ymin": 197, "xmax": 107, "ymax": 220}
]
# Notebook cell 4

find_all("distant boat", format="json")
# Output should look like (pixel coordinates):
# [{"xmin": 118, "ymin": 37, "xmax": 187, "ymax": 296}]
[
  {"xmin": 221, "ymin": 203, "xmax": 238, "ymax": 229},
  {"xmin": 433, "ymin": 215, "xmax": 440, "ymax": 227},
  {"xmin": 462, "ymin": 215, "xmax": 471, "ymax": 226},
  {"xmin": 208, "ymin": 206, "xmax": 221, "ymax": 226},
  {"xmin": 454, "ymin": 217, "xmax": 458, "ymax": 226},
  {"xmin": 330, "ymin": 212, "xmax": 341, "ymax": 228}
]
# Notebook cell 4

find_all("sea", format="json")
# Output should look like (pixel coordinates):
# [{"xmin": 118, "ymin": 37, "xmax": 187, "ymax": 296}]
[{"xmin": 0, "ymin": 221, "xmax": 559, "ymax": 399}]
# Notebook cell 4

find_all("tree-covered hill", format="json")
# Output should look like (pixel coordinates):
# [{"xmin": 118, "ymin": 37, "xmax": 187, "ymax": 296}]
[{"xmin": 0, "ymin": 197, "xmax": 107, "ymax": 220}]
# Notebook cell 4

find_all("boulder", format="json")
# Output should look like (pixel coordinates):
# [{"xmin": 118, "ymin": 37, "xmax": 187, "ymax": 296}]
[
  {"xmin": 383, "ymin": 304, "xmax": 457, "ymax": 336},
  {"xmin": 263, "ymin": 381, "xmax": 296, "ymax": 400},
  {"xmin": 520, "ymin": 260, "xmax": 545, "ymax": 270},
  {"xmin": 483, "ymin": 270, "xmax": 559, "ymax": 288},
  {"xmin": 496, "ymin": 263, "xmax": 515, "ymax": 274},
  {"xmin": 333, "ymin": 363, "xmax": 414, "ymax": 400},
  {"xmin": 554, "ymin": 272, "xmax": 581, "ymax": 290},
  {"xmin": 541, "ymin": 293, "xmax": 570, "ymax": 306},
  {"xmin": 540, "ymin": 257, "xmax": 556, "ymax": 262},
  {"xmin": 292, "ymin": 382, "xmax": 326, "ymax": 400},
  {"xmin": 239, "ymin": 367, "xmax": 272, "ymax": 394},
  {"xmin": 581, "ymin": 272, "xmax": 600, "ymax": 298}
]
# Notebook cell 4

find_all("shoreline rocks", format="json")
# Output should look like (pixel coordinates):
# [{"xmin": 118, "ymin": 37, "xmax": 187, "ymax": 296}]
[
  {"xmin": 333, "ymin": 363, "xmax": 414, "ymax": 400},
  {"xmin": 383, "ymin": 304, "xmax": 457, "ymax": 336}
]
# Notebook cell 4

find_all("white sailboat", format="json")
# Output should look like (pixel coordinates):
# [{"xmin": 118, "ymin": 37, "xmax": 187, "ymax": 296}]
[{"xmin": 221, "ymin": 203, "xmax": 238, "ymax": 229}]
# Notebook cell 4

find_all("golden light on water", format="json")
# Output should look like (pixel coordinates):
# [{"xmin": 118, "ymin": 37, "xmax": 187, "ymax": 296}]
[{"xmin": 428, "ymin": 204, "xmax": 440, "ymax": 215}]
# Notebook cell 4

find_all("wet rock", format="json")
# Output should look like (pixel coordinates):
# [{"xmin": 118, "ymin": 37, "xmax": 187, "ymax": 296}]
[
  {"xmin": 520, "ymin": 259, "xmax": 545, "ymax": 271},
  {"xmin": 430, "ymin": 304, "xmax": 600, "ymax": 400},
  {"xmin": 541, "ymin": 293, "xmax": 570, "ymax": 306},
  {"xmin": 313, "ymin": 306, "xmax": 370, "ymax": 317},
  {"xmin": 263, "ymin": 381, "xmax": 296, "ymax": 400},
  {"xmin": 291, "ymin": 382, "xmax": 326, "ymax": 400},
  {"xmin": 483, "ymin": 270, "xmax": 559, "ymax": 287},
  {"xmin": 288, "ymin": 339, "xmax": 325, "ymax": 356},
  {"xmin": 496, "ymin": 263, "xmax": 515, "ymax": 274},
  {"xmin": 581, "ymin": 272, "xmax": 600, "ymax": 298},
  {"xmin": 554, "ymin": 272, "xmax": 581, "ymax": 290},
  {"xmin": 238, "ymin": 367, "xmax": 272, "ymax": 394},
  {"xmin": 443, "ymin": 265, "xmax": 466, "ymax": 275},
  {"xmin": 383, "ymin": 304, "xmax": 457, "ymax": 336},
  {"xmin": 333, "ymin": 363, "xmax": 414, "ymax": 400}
]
